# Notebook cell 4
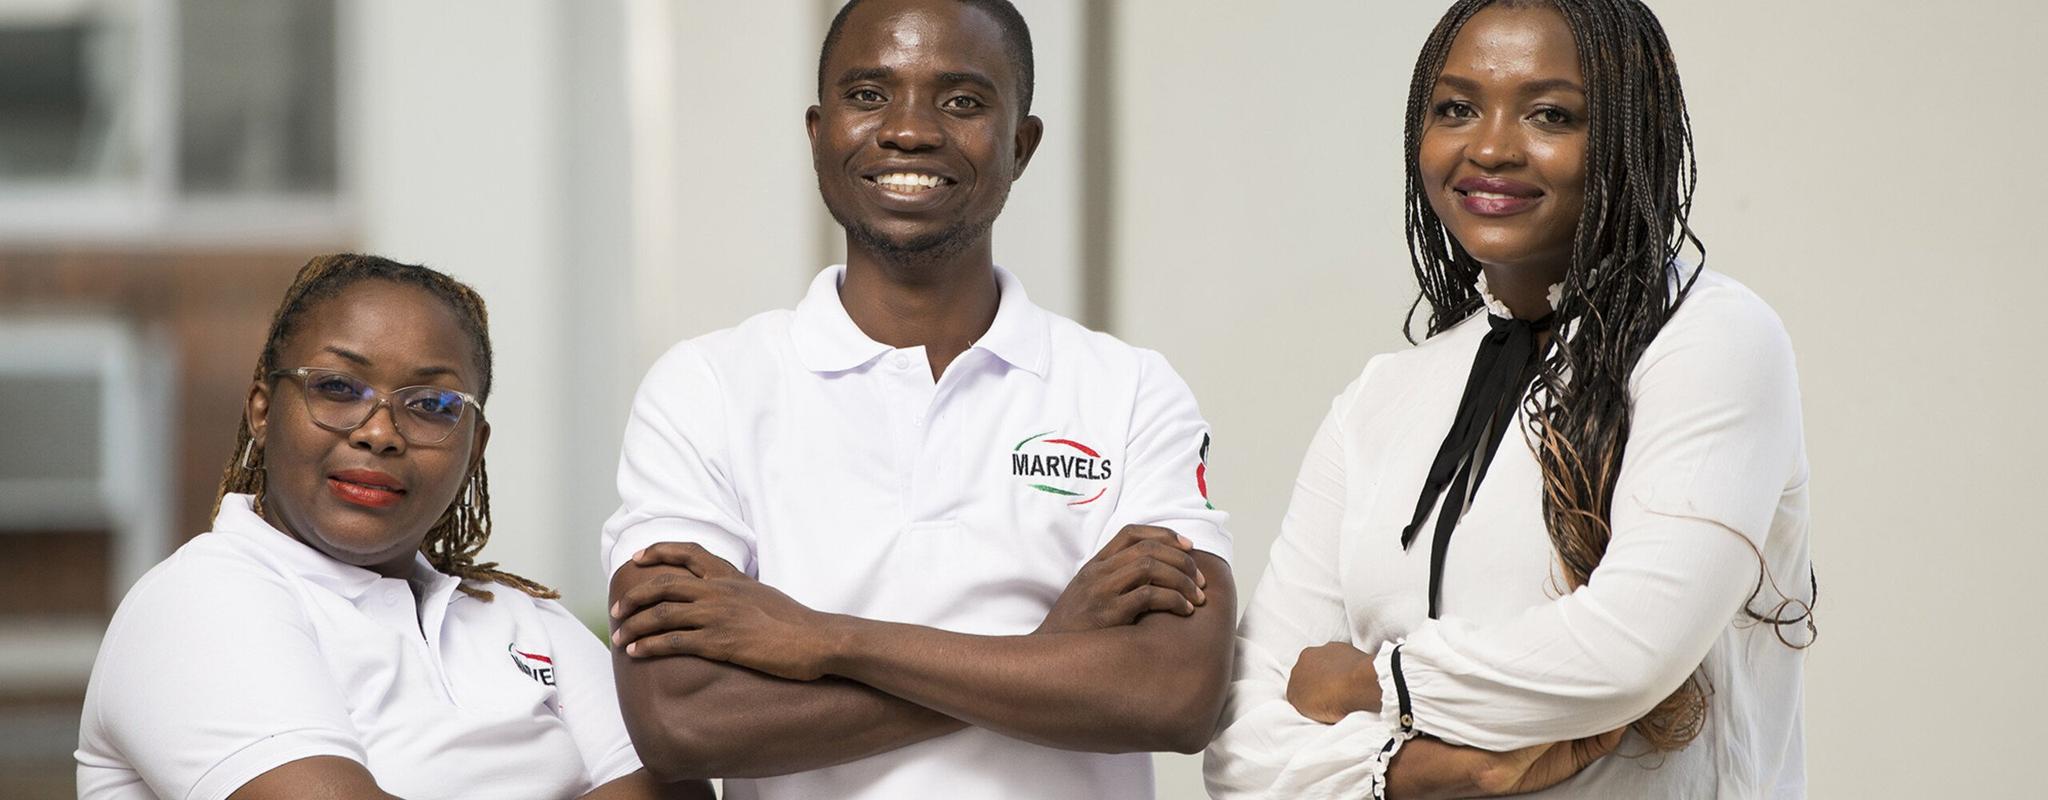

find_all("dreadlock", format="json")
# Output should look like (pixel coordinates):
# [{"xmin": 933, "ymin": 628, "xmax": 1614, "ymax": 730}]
[
  {"xmin": 212, "ymin": 253, "xmax": 556, "ymax": 602},
  {"xmin": 1401, "ymin": 0, "xmax": 1812, "ymax": 752}
]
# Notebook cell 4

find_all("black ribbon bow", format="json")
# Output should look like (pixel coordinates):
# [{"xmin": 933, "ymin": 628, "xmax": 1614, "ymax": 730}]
[{"xmin": 1401, "ymin": 311, "xmax": 1554, "ymax": 619}]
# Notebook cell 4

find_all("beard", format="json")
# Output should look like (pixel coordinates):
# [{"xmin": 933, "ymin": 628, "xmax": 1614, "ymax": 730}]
[{"xmin": 821, "ymin": 176, "xmax": 1006, "ymax": 263}]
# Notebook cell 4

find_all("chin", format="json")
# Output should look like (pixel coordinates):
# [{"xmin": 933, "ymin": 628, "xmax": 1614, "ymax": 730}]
[{"xmin": 845, "ymin": 218, "xmax": 982, "ymax": 260}]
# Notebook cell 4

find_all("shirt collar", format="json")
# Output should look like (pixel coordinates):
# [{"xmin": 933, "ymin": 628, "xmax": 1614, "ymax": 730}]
[
  {"xmin": 789, "ymin": 264, "xmax": 1050, "ymax": 378},
  {"xmin": 213, "ymin": 493, "xmax": 452, "ymax": 602},
  {"xmin": 973, "ymin": 266, "xmax": 1050, "ymax": 377}
]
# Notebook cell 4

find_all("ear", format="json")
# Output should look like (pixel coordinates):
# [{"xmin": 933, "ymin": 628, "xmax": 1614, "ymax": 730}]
[
  {"xmin": 1011, "ymin": 114, "xmax": 1045, "ymax": 180},
  {"xmin": 245, "ymin": 380, "xmax": 272, "ymax": 450},
  {"xmin": 805, "ymin": 105, "xmax": 823, "ymax": 149}
]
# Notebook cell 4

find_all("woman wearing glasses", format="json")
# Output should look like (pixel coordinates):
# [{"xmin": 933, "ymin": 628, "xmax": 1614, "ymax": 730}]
[{"xmin": 77, "ymin": 254, "xmax": 709, "ymax": 800}]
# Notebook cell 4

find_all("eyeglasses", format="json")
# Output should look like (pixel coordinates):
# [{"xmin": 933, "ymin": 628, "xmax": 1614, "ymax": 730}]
[{"xmin": 269, "ymin": 367, "xmax": 483, "ymax": 445}]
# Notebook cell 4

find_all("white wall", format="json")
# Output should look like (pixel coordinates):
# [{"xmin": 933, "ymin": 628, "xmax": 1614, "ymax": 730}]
[
  {"xmin": 1116, "ymin": 2, "xmax": 2046, "ymax": 797},
  {"xmin": 349, "ymin": 1, "xmax": 2047, "ymax": 796},
  {"xmin": 346, "ymin": 0, "xmax": 572, "ymax": 593}
]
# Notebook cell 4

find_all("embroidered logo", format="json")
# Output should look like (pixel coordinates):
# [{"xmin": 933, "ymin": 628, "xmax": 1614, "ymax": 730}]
[
  {"xmin": 1011, "ymin": 431, "xmax": 1112, "ymax": 506},
  {"xmin": 1197, "ymin": 433, "xmax": 1213, "ymax": 510},
  {"xmin": 508, "ymin": 644, "xmax": 556, "ymax": 686}
]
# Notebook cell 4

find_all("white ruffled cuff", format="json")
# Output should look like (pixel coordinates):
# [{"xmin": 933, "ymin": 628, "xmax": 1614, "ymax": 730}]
[
  {"xmin": 1366, "ymin": 641, "xmax": 1421, "ymax": 799},
  {"xmin": 1364, "ymin": 727, "xmax": 1415, "ymax": 800}
]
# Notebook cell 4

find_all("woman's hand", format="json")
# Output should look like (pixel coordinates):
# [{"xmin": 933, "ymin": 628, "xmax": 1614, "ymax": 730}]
[
  {"xmin": 610, "ymin": 543, "xmax": 839, "ymax": 681},
  {"xmin": 1385, "ymin": 728, "xmax": 1628, "ymax": 799},
  {"xmin": 1037, "ymin": 524, "xmax": 1207, "ymax": 634},
  {"xmin": 1286, "ymin": 641, "xmax": 1382, "ymax": 723}
]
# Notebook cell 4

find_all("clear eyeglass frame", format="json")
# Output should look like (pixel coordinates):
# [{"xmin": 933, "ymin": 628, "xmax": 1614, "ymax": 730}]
[{"xmin": 268, "ymin": 367, "xmax": 483, "ymax": 445}]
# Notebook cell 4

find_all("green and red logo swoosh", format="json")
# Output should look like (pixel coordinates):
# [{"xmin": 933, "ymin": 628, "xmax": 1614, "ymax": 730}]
[{"xmin": 1012, "ymin": 431, "xmax": 1112, "ymax": 506}]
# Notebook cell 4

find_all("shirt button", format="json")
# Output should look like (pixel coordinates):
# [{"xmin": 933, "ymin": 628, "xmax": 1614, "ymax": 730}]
[{"xmin": 892, "ymin": 353, "xmax": 911, "ymax": 370}]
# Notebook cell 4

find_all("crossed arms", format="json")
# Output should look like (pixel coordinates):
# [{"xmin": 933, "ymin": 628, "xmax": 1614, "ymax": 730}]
[{"xmin": 608, "ymin": 525, "xmax": 1237, "ymax": 782}]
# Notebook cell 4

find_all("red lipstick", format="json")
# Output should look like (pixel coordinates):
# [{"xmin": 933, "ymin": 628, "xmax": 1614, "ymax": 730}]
[{"xmin": 328, "ymin": 469, "xmax": 406, "ymax": 509}]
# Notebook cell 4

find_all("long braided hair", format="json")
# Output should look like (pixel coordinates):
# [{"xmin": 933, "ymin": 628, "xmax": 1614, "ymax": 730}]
[
  {"xmin": 213, "ymin": 253, "xmax": 556, "ymax": 601},
  {"xmin": 1402, "ymin": 0, "xmax": 1809, "ymax": 751}
]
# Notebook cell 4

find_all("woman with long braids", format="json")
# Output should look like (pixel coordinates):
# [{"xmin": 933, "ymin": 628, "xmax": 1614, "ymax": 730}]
[
  {"xmin": 1206, "ymin": 1, "xmax": 1813, "ymax": 797},
  {"xmin": 77, "ymin": 255, "xmax": 710, "ymax": 799}
]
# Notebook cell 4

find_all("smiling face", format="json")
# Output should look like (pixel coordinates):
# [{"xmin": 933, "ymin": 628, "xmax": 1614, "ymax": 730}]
[
  {"xmin": 1419, "ymin": 3, "xmax": 1588, "ymax": 286},
  {"xmin": 808, "ymin": 0, "xmax": 1042, "ymax": 260},
  {"xmin": 247, "ymin": 279, "xmax": 489, "ymax": 577}
]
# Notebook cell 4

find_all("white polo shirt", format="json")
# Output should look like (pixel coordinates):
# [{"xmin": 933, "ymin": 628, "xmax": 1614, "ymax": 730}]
[
  {"xmin": 78, "ymin": 494, "xmax": 642, "ymax": 800},
  {"xmin": 602, "ymin": 264, "xmax": 1231, "ymax": 800}
]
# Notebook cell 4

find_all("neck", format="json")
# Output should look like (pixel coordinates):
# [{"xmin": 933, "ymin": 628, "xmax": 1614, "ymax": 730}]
[
  {"xmin": 1480, "ymin": 262, "xmax": 1565, "ymax": 321},
  {"xmin": 840, "ymin": 236, "xmax": 1000, "ymax": 379},
  {"xmin": 259, "ymin": 498, "xmax": 420, "ymax": 581}
]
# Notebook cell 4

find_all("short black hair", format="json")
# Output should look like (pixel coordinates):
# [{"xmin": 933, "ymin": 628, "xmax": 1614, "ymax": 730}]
[{"xmin": 818, "ymin": 0, "xmax": 1035, "ymax": 116}]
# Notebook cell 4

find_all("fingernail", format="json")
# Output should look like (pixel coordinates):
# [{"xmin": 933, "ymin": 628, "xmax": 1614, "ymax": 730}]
[
  {"xmin": 609, "ymin": 602, "xmax": 620, "ymax": 618},
  {"xmin": 1176, "ymin": 534, "xmax": 1192, "ymax": 549},
  {"xmin": 1197, "ymin": 569, "xmax": 1207, "ymax": 588},
  {"xmin": 632, "ymin": 548, "xmax": 647, "ymax": 562},
  {"xmin": 610, "ymin": 629, "xmax": 622, "ymax": 645},
  {"xmin": 1197, "ymin": 588, "xmax": 1207, "ymax": 605},
  {"xmin": 626, "ymin": 642, "xmax": 639, "ymax": 656}
]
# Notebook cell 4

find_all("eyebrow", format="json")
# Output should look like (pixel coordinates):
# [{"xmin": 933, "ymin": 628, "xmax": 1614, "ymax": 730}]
[
  {"xmin": 1438, "ymin": 74, "xmax": 1586, "ymax": 96},
  {"xmin": 320, "ymin": 345, "xmax": 462, "ymax": 382},
  {"xmin": 836, "ymin": 66, "xmax": 1000, "ymax": 95},
  {"xmin": 837, "ymin": 66, "xmax": 894, "ymax": 86},
  {"xmin": 937, "ymin": 70, "xmax": 998, "ymax": 93}
]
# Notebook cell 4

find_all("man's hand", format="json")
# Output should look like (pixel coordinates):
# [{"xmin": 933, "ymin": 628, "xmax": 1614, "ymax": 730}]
[
  {"xmin": 1037, "ymin": 524, "xmax": 1207, "ymax": 634},
  {"xmin": 610, "ymin": 543, "xmax": 839, "ymax": 681},
  {"xmin": 1286, "ymin": 641, "xmax": 1381, "ymax": 723},
  {"xmin": 1384, "ymin": 728, "xmax": 1628, "ymax": 799}
]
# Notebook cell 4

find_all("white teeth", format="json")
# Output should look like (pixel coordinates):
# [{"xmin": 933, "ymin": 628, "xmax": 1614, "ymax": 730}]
[
  {"xmin": 1469, "ymin": 191, "xmax": 1513, "ymax": 199},
  {"xmin": 875, "ymin": 172, "xmax": 945, "ymax": 191}
]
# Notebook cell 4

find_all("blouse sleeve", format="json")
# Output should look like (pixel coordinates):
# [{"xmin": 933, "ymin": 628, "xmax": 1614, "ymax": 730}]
[
  {"xmin": 1372, "ymin": 287, "xmax": 1807, "ymax": 751},
  {"xmin": 79, "ymin": 556, "xmax": 365, "ymax": 800},
  {"xmin": 1205, "ymin": 367, "xmax": 1408, "ymax": 799},
  {"xmin": 534, "ymin": 600, "xmax": 645, "ymax": 787}
]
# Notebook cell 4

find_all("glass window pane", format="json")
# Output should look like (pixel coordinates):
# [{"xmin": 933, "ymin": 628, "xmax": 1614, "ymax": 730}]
[
  {"xmin": 176, "ymin": 0, "xmax": 337, "ymax": 195},
  {"xmin": 0, "ymin": 15, "xmax": 134, "ymax": 185},
  {"xmin": 0, "ymin": 376, "xmax": 102, "ymax": 481}
]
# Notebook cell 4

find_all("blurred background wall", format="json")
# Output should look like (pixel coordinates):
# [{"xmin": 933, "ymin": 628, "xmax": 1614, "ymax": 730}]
[{"xmin": 0, "ymin": 0, "xmax": 2038, "ymax": 797}]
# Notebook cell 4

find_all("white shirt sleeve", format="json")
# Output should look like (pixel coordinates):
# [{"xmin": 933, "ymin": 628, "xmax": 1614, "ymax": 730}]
[
  {"xmin": 1373, "ymin": 289, "xmax": 1807, "ymax": 751},
  {"xmin": 602, "ymin": 342, "xmax": 760, "ymax": 577},
  {"xmin": 78, "ymin": 554, "xmax": 365, "ymax": 800},
  {"xmin": 1100, "ymin": 348, "xmax": 1233, "ymax": 561},
  {"xmin": 534, "ymin": 600, "xmax": 644, "ymax": 787},
  {"xmin": 1205, "ymin": 369, "xmax": 1407, "ymax": 799}
]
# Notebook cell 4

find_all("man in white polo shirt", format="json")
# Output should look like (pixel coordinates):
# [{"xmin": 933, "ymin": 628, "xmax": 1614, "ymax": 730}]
[{"xmin": 600, "ymin": 0, "xmax": 1236, "ymax": 797}]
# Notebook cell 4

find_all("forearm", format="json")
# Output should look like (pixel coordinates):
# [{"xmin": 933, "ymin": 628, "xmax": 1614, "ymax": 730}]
[
  {"xmin": 822, "ymin": 553, "xmax": 1236, "ymax": 754},
  {"xmin": 578, "ymin": 768, "xmax": 715, "ymax": 800},
  {"xmin": 1382, "ymin": 739, "xmax": 1487, "ymax": 800},
  {"xmin": 614, "ymin": 653, "xmax": 964, "ymax": 780}
]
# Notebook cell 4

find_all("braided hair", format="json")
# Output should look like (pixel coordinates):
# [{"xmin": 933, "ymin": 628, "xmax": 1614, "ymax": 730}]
[
  {"xmin": 212, "ymin": 253, "xmax": 556, "ymax": 602},
  {"xmin": 1401, "ymin": 0, "xmax": 1811, "ymax": 751}
]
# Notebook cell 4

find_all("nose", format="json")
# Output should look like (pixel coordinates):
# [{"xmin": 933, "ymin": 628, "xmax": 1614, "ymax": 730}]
[
  {"xmin": 348, "ymin": 398, "xmax": 407, "ymax": 455},
  {"xmin": 1468, "ymin": 112, "xmax": 1524, "ymax": 170},
  {"xmin": 877, "ymin": 96, "xmax": 944, "ymax": 152}
]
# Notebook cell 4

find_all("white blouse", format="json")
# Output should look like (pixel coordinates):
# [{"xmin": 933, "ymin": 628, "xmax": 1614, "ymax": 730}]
[{"xmin": 1205, "ymin": 268, "xmax": 1813, "ymax": 799}]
